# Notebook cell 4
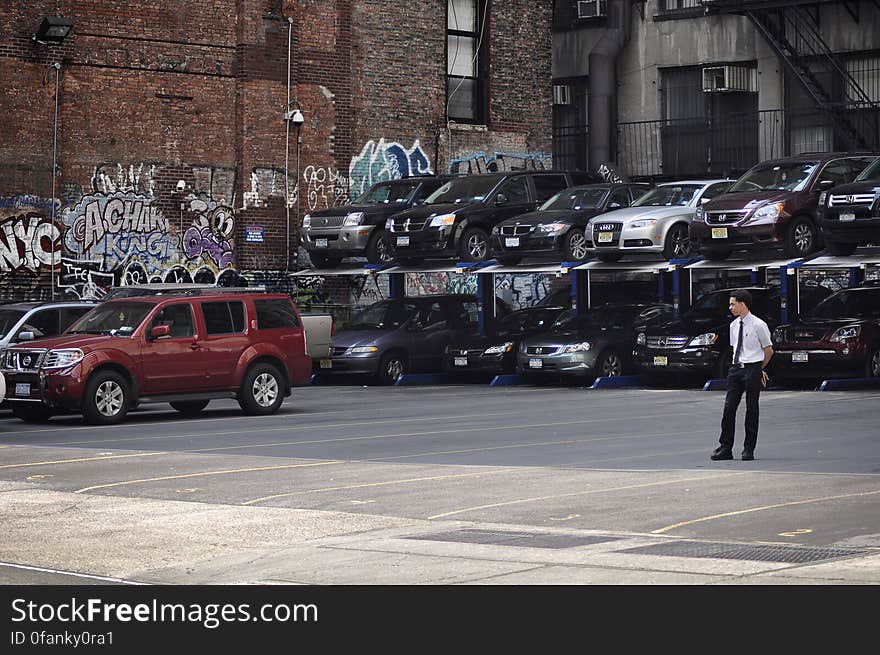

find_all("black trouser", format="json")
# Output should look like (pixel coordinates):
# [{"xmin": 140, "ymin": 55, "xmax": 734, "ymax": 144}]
[{"xmin": 719, "ymin": 362, "xmax": 762, "ymax": 451}]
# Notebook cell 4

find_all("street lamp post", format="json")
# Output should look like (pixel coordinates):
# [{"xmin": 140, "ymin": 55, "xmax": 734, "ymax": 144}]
[{"xmin": 284, "ymin": 107, "xmax": 304, "ymax": 271}]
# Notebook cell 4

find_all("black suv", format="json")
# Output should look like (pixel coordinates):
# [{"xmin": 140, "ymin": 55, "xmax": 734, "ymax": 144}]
[
  {"xmin": 489, "ymin": 182, "xmax": 651, "ymax": 265},
  {"xmin": 633, "ymin": 286, "xmax": 783, "ymax": 380},
  {"xmin": 301, "ymin": 175, "xmax": 455, "ymax": 267},
  {"xmin": 387, "ymin": 170, "xmax": 592, "ymax": 263},
  {"xmin": 817, "ymin": 156, "xmax": 880, "ymax": 256}
]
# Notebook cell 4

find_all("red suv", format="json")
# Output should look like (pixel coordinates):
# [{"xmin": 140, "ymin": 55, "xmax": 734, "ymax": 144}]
[{"xmin": 1, "ymin": 292, "xmax": 312, "ymax": 424}]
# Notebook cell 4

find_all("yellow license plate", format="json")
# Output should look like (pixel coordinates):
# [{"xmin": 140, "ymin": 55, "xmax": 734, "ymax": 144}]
[
  {"xmin": 598, "ymin": 232, "xmax": 613, "ymax": 243},
  {"xmin": 653, "ymin": 356, "xmax": 668, "ymax": 366},
  {"xmin": 711, "ymin": 227, "xmax": 728, "ymax": 239}
]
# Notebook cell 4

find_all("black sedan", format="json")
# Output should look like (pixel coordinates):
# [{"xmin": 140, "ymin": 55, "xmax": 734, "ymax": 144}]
[
  {"xmin": 517, "ymin": 302, "xmax": 673, "ymax": 382},
  {"xmin": 443, "ymin": 305, "xmax": 569, "ymax": 378},
  {"xmin": 489, "ymin": 183, "xmax": 650, "ymax": 265}
]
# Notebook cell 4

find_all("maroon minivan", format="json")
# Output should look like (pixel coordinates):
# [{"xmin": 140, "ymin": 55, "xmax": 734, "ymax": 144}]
[
  {"xmin": 1, "ymin": 291, "xmax": 312, "ymax": 424},
  {"xmin": 692, "ymin": 153, "xmax": 877, "ymax": 260}
]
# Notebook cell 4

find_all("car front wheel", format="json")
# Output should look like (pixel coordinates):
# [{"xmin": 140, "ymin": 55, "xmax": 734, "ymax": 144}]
[
  {"xmin": 377, "ymin": 352, "xmax": 407, "ymax": 385},
  {"xmin": 562, "ymin": 228, "xmax": 589, "ymax": 261},
  {"xmin": 597, "ymin": 349, "xmax": 623, "ymax": 377},
  {"xmin": 867, "ymin": 347, "xmax": 880, "ymax": 378},
  {"xmin": 83, "ymin": 370, "xmax": 131, "ymax": 425}
]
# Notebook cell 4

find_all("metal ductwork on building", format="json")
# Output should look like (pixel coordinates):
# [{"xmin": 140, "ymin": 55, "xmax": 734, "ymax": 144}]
[{"xmin": 588, "ymin": 0, "xmax": 632, "ymax": 175}]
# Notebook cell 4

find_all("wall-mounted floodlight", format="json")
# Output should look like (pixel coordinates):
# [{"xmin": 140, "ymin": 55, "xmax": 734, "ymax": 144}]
[{"xmin": 34, "ymin": 17, "xmax": 73, "ymax": 44}]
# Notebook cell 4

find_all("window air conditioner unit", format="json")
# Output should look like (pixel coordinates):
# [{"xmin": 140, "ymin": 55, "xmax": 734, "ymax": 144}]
[
  {"xmin": 577, "ymin": 0, "xmax": 608, "ymax": 19},
  {"xmin": 553, "ymin": 84, "xmax": 572, "ymax": 105},
  {"xmin": 702, "ymin": 65, "xmax": 757, "ymax": 93}
]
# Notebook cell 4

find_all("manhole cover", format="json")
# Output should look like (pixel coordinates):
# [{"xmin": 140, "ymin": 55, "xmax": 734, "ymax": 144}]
[{"xmin": 618, "ymin": 540, "xmax": 870, "ymax": 564}]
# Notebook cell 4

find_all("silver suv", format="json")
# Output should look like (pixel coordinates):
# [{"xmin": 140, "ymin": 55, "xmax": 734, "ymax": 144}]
[{"xmin": 0, "ymin": 301, "xmax": 95, "ymax": 350}]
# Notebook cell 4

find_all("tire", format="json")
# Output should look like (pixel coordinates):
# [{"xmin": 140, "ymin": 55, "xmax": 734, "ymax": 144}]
[
  {"xmin": 662, "ymin": 223, "xmax": 691, "ymax": 260},
  {"xmin": 703, "ymin": 249, "xmax": 731, "ymax": 261},
  {"xmin": 866, "ymin": 347, "xmax": 880, "ymax": 378},
  {"xmin": 82, "ymin": 370, "xmax": 131, "ymax": 425},
  {"xmin": 377, "ymin": 351, "xmax": 407, "ymax": 385},
  {"xmin": 365, "ymin": 229, "xmax": 393, "ymax": 265},
  {"xmin": 596, "ymin": 349, "xmax": 624, "ymax": 377},
  {"xmin": 825, "ymin": 239, "xmax": 857, "ymax": 257},
  {"xmin": 597, "ymin": 252, "xmax": 622, "ymax": 262},
  {"xmin": 309, "ymin": 252, "xmax": 342, "ymax": 268},
  {"xmin": 459, "ymin": 227, "xmax": 490, "ymax": 262},
  {"xmin": 784, "ymin": 216, "xmax": 817, "ymax": 258},
  {"xmin": 496, "ymin": 254, "xmax": 522, "ymax": 266},
  {"xmin": 11, "ymin": 404, "xmax": 53, "ymax": 423},
  {"xmin": 170, "ymin": 399, "xmax": 210, "ymax": 416},
  {"xmin": 238, "ymin": 363, "xmax": 285, "ymax": 415},
  {"xmin": 562, "ymin": 228, "xmax": 589, "ymax": 261}
]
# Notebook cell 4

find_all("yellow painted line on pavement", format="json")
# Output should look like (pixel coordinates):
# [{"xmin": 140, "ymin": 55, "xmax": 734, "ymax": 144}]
[
  {"xmin": 243, "ymin": 468, "xmax": 516, "ymax": 506},
  {"xmin": 651, "ymin": 489, "xmax": 880, "ymax": 534},
  {"xmin": 74, "ymin": 460, "xmax": 344, "ymax": 494},
  {"xmin": 427, "ymin": 473, "xmax": 740, "ymax": 520},
  {"xmin": 0, "ymin": 452, "xmax": 168, "ymax": 469}
]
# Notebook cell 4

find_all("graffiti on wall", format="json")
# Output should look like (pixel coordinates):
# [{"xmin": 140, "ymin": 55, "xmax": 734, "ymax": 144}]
[
  {"xmin": 494, "ymin": 273, "xmax": 553, "ymax": 309},
  {"xmin": 405, "ymin": 272, "xmax": 477, "ymax": 297},
  {"xmin": 0, "ymin": 213, "xmax": 62, "ymax": 274},
  {"xmin": 448, "ymin": 151, "xmax": 551, "ymax": 175},
  {"xmin": 242, "ymin": 166, "xmax": 291, "ymax": 209},
  {"xmin": 304, "ymin": 164, "xmax": 349, "ymax": 211},
  {"xmin": 349, "ymin": 139, "xmax": 431, "ymax": 199}
]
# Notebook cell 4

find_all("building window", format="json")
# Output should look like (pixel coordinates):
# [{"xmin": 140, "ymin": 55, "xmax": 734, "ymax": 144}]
[{"xmin": 447, "ymin": 0, "xmax": 487, "ymax": 124}]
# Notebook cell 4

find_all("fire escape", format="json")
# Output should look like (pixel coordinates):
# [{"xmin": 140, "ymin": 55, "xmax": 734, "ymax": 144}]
[{"xmin": 703, "ymin": 0, "xmax": 878, "ymax": 150}]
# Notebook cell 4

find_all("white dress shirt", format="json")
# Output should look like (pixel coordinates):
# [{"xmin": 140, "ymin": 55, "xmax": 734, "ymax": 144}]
[{"xmin": 730, "ymin": 312, "xmax": 772, "ymax": 365}]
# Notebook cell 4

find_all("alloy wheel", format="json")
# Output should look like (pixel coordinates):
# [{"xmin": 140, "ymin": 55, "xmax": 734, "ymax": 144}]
[
  {"xmin": 467, "ymin": 234, "xmax": 488, "ymax": 259},
  {"xmin": 252, "ymin": 372, "xmax": 279, "ymax": 407},
  {"xmin": 386, "ymin": 358, "xmax": 404, "ymax": 382},
  {"xmin": 871, "ymin": 350, "xmax": 880, "ymax": 377},
  {"xmin": 95, "ymin": 380, "xmax": 125, "ymax": 417},
  {"xmin": 601, "ymin": 352, "xmax": 623, "ymax": 377},
  {"xmin": 569, "ymin": 231, "xmax": 588, "ymax": 260},
  {"xmin": 671, "ymin": 227, "xmax": 690, "ymax": 257},
  {"xmin": 794, "ymin": 223, "xmax": 814, "ymax": 254}
]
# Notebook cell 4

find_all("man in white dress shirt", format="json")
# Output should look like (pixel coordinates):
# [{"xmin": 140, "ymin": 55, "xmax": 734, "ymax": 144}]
[{"xmin": 710, "ymin": 289, "xmax": 774, "ymax": 461}]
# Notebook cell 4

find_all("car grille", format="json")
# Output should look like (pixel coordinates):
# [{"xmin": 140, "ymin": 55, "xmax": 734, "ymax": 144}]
[
  {"xmin": 828, "ymin": 193, "xmax": 875, "ymax": 207},
  {"xmin": 646, "ymin": 336, "xmax": 689, "ymax": 350},
  {"xmin": 783, "ymin": 327, "xmax": 828, "ymax": 343},
  {"xmin": 389, "ymin": 218, "xmax": 428, "ymax": 233},
  {"xmin": 3, "ymin": 349, "xmax": 47, "ymax": 372},
  {"xmin": 705, "ymin": 210, "xmax": 748, "ymax": 225},
  {"xmin": 310, "ymin": 215, "xmax": 347, "ymax": 228},
  {"xmin": 330, "ymin": 346, "xmax": 350, "ymax": 356},
  {"xmin": 592, "ymin": 222, "xmax": 622, "ymax": 248},
  {"xmin": 453, "ymin": 348, "xmax": 484, "ymax": 356},
  {"xmin": 499, "ymin": 224, "xmax": 535, "ymax": 236},
  {"xmin": 525, "ymin": 345, "xmax": 562, "ymax": 356}
]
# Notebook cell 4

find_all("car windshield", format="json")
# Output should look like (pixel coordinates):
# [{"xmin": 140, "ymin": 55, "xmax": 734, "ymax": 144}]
[
  {"xmin": 495, "ymin": 309, "xmax": 561, "ymax": 334},
  {"xmin": 550, "ymin": 305, "xmax": 651, "ymax": 331},
  {"xmin": 690, "ymin": 292, "xmax": 733, "ymax": 317},
  {"xmin": 854, "ymin": 157, "xmax": 880, "ymax": 182},
  {"xmin": 632, "ymin": 185, "xmax": 701, "ymax": 207},
  {"xmin": 729, "ymin": 162, "xmax": 818, "ymax": 192},
  {"xmin": 807, "ymin": 289, "xmax": 880, "ymax": 319},
  {"xmin": 424, "ymin": 177, "xmax": 499, "ymax": 204},
  {"xmin": 539, "ymin": 188, "xmax": 607, "ymax": 211},
  {"xmin": 352, "ymin": 180, "xmax": 419, "ymax": 205},
  {"xmin": 0, "ymin": 309, "xmax": 26, "ymax": 338},
  {"xmin": 66, "ymin": 302, "xmax": 153, "ymax": 336},
  {"xmin": 345, "ymin": 301, "xmax": 418, "ymax": 330}
]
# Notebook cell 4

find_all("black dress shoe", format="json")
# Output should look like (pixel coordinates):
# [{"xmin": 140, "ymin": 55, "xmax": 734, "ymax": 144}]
[
  {"xmin": 741, "ymin": 449, "xmax": 755, "ymax": 461},
  {"xmin": 710, "ymin": 446, "xmax": 733, "ymax": 461}
]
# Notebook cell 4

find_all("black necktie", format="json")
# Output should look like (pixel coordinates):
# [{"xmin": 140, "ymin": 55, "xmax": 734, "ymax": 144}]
[{"xmin": 734, "ymin": 319, "xmax": 744, "ymax": 364}]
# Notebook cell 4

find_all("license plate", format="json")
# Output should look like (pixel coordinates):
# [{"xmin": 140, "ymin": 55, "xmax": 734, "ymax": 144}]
[
  {"xmin": 15, "ymin": 383, "xmax": 31, "ymax": 397},
  {"xmin": 792, "ymin": 351, "xmax": 808, "ymax": 363},
  {"xmin": 319, "ymin": 358, "xmax": 332, "ymax": 369},
  {"xmin": 840, "ymin": 213, "xmax": 855, "ymax": 222},
  {"xmin": 396, "ymin": 236, "xmax": 410, "ymax": 247},
  {"xmin": 315, "ymin": 238, "xmax": 328, "ymax": 248},
  {"xmin": 529, "ymin": 358, "xmax": 543, "ymax": 369},
  {"xmin": 504, "ymin": 237, "xmax": 520, "ymax": 248},
  {"xmin": 653, "ymin": 356, "xmax": 668, "ymax": 367},
  {"xmin": 598, "ymin": 231, "xmax": 613, "ymax": 243},
  {"xmin": 454, "ymin": 357, "xmax": 468, "ymax": 367},
  {"xmin": 711, "ymin": 227, "xmax": 728, "ymax": 239}
]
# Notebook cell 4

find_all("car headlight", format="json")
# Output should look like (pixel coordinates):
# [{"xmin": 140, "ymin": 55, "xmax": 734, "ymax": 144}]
[
  {"xmin": 44, "ymin": 348, "xmax": 84, "ymax": 369},
  {"xmin": 629, "ymin": 219, "xmax": 657, "ymax": 229},
  {"xmin": 636, "ymin": 332, "xmax": 646, "ymax": 346},
  {"xmin": 484, "ymin": 342, "xmax": 514, "ymax": 355},
  {"xmin": 302, "ymin": 214, "xmax": 311, "ymax": 228},
  {"xmin": 830, "ymin": 325, "xmax": 860, "ymax": 342},
  {"xmin": 772, "ymin": 327, "xmax": 785, "ymax": 344},
  {"xmin": 535, "ymin": 222, "xmax": 568, "ymax": 235},
  {"xmin": 688, "ymin": 332, "xmax": 718, "ymax": 347},
  {"xmin": 562, "ymin": 341, "xmax": 591, "ymax": 353},
  {"xmin": 343, "ymin": 212, "xmax": 364, "ymax": 227},
  {"xmin": 428, "ymin": 214, "xmax": 456, "ymax": 227},
  {"xmin": 349, "ymin": 346, "xmax": 379, "ymax": 354},
  {"xmin": 818, "ymin": 192, "xmax": 827, "ymax": 207},
  {"xmin": 748, "ymin": 202, "xmax": 784, "ymax": 223}
]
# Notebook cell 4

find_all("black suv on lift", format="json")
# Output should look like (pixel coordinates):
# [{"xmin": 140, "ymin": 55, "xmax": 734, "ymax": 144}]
[
  {"xmin": 300, "ymin": 175, "xmax": 455, "ymax": 267},
  {"xmin": 387, "ymin": 170, "xmax": 592, "ymax": 263},
  {"xmin": 489, "ymin": 182, "xmax": 651, "ymax": 265},
  {"xmin": 817, "ymin": 156, "xmax": 880, "ymax": 255}
]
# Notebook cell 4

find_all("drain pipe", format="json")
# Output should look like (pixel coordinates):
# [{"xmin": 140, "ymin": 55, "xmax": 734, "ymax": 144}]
[{"xmin": 588, "ymin": 0, "xmax": 632, "ymax": 172}]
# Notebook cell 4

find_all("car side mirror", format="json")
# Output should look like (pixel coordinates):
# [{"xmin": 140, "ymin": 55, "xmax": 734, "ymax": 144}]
[
  {"xmin": 494, "ymin": 193, "xmax": 508, "ymax": 206},
  {"xmin": 815, "ymin": 179, "xmax": 836, "ymax": 191},
  {"xmin": 700, "ymin": 197, "xmax": 711, "ymax": 204},
  {"xmin": 149, "ymin": 324, "xmax": 171, "ymax": 340},
  {"xmin": 608, "ymin": 202, "xmax": 622, "ymax": 209},
  {"xmin": 17, "ymin": 331, "xmax": 35, "ymax": 342}
]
